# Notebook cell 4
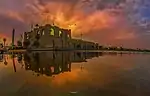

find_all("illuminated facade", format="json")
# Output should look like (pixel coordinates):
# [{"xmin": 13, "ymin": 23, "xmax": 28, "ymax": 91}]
[
  {"xmin": 23, "ymin": 24, "xmax": 71, "ymax": 49},
  {"xmin": 23, "ymin": 24, "xmax": 99, "ymax": 50}
]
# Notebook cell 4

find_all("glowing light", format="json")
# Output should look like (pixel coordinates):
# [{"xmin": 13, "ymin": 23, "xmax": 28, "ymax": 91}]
[
  {"xmin": 50, "ymin": 28, "xmax": 54, "ymax": 36},
  {"xmin": 68, "ymin": 34, "xmax": 70, "ymax": 38},
  {"xmin": 42, "ymin": 30, "xmax": 45, "ymax": 35},
  {"xmin": 59, "ymin": 30, "xmax": 62, "ymax": 37}
]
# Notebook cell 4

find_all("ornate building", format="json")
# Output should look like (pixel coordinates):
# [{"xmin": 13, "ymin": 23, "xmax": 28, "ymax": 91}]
[{"xmin": 23, "ymin": 24, "xmax": 99, "ymax": 50}]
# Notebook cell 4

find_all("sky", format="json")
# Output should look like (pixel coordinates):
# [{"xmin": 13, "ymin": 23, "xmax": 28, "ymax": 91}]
[{"xmin": 0, "ymin": 0, "xmax": 150, "ymax": 48}]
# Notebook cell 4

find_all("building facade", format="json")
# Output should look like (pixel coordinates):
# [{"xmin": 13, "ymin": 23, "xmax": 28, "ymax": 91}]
[
  {"xmin": 23, "ymin": 24, "xmax": 71, "ymax": 49},
  {"xmin": 23, "ymin": 24, "xmax": 99, "ymax": 50},
  {"xmin": 70, "ymin": 39, "xmax": 99, "ymax": 50}
]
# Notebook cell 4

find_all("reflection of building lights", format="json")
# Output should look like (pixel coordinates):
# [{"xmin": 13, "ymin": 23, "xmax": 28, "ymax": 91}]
[
  {"xmin": 80, "ymin": 64, "xmax": 84, "ymax": 71},
  {"xmin": 51, "ymin": 67, "xmax": 54, "ymax": 73},
  {"xmin": 59, "ymin": 67, "xmax": 61, "ymax": 71},
  {"xmin": 43, "ymin": 68, "xmax": 45, "ymax": 71},
  {"xmin": 68, "ymin": 34, "xmax": 70, "ymax": 38}
]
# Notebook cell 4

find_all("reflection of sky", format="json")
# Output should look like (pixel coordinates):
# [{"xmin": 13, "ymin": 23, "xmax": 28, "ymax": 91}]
[{"xmin": 0, "ymin": 54, "xmax": 150, "ymax": 95}]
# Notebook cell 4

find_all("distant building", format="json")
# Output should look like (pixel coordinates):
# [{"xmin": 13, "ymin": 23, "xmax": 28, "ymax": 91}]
[{"xmin": 70, "ymin": 39, "xmax": 99, "ymax": 50}]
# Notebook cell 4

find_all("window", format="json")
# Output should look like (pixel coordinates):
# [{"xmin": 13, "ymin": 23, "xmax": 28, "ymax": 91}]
[
  {"xmin": 27, "ymin": 34, "xmax": 29, "ymax": 39},
  {"xmin": 50, "ymin": 28, "xmax": 54, "ymax": 36},
  {"xmin": 37, "ymin": 31, "xmax": 40, "ymax": 35},
  {"xmin": 67, "ymin": 34, "xmax": 70, "ymax": 38},
  {"xmin": 43, "ymin": 30, "xmax": 45, "ymax": 35},
  {"xmin": 59, "ymin": 31, "xmax": 62, "ymax": 37}
]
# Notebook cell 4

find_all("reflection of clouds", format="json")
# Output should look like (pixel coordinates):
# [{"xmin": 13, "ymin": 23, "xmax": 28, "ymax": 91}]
[
  {"xmin": 0, "ymin": 53, "xmax": 149, "ymax": 95},
  {"xmin": 50, "ymin": 54, "xmax": 137, "ymax": 88},
  {"xmin": 51, "ymin": 68, "xmax": 88, "ymax": 86}
]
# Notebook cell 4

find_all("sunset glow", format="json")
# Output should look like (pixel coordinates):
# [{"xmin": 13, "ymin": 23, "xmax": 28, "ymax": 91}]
[{"xmin": 0, "ymin": 0, "xmax": 150, "ymax": 48}]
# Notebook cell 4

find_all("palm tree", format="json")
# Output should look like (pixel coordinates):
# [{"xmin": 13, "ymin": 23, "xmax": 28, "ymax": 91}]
[{"xmin": 3, "ymin": 38, "xmax": 6, "ymax": 48}]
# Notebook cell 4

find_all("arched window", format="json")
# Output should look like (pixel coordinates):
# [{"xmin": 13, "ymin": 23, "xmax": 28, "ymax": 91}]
[
  {"xmin": 37, "ymin": 31, "xmax": 40, "ymax": 35},
  {"xmin": 27, "ymin": 34, "xmax": 29, "ymax": 39},
  {"xmin": 42, "ymin": 30, "xmax": 45, "ymax": 35},
  {"xmin": 50, "ymin": 28, "xmax": 54, "ymax": 36},
  {"xmin": 59, "ymin": 30, "xmax": 62, "ymax": 37}
]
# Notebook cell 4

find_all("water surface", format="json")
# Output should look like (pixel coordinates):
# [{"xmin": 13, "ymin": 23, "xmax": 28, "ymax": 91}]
[{"xmin": 0, "ymin": 52, "xmax": 149, "ymax": 96}]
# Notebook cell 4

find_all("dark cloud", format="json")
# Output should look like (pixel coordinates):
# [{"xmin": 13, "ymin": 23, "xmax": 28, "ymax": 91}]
[
  {"xmin": 30, "ymin": 0, "xmax": 127, "ymax": 11},
  {"xmin": 100, "ymin": 0, "xmax": 126, "ymax": 4},
  {"xmin": 35, "ymin": 0, "xmax": 81, "ymax": 5},
  {"xmin": 96, "ymin": 0, "xmax": 126, "ymax": 10}
]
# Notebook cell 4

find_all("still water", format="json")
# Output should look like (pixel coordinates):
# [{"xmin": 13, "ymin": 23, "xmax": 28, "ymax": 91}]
[{"xmin": 0, "ymin": 51, "xmax": 150, "ymax": 96}]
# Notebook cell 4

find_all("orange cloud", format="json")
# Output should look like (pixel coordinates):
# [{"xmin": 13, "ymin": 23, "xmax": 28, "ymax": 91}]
[
  {"xmin": 0, "ymin": 0, "xmax": 145, "ymax": 48},
  {"xmin": 21, "ymin": 1, "xmax": 123, "ymax": 37},
  {"xmin": 51, "ymin": 69, "xmax": 88, "ymax": 86}
]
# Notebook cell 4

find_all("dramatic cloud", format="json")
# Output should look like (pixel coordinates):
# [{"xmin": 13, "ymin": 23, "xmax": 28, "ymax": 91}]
[{"xmin": 0, "ymin": 0, "xmax": 150, "ymax": 48}]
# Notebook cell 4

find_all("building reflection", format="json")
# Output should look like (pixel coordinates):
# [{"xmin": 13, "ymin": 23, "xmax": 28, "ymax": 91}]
[
  {"xmin": 21, "ymin": 51, "xmax": 102, "ymax": 77},
  {"xmin": 17, "ymin": 53, "xmax": 23, "ymax": 64},
  {"xmin": 0, "ymin": 51, "xmax": 126, "ymax": 74},
  {"xmin": 0, "ymin": 54, "xmax": 8, "ymax": 66},
  {"xmin": 3, "ymin": 54, "xmax": 8, "ymax": 65},
  {"xmin": 0, "ymin": 54, "xmax": 3, "ymax": 62}
]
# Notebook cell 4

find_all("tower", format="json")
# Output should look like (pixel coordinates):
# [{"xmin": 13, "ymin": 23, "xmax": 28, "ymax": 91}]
[{"xmin": 12, "ymin": 28, "xmax": 15, "ymax": 49}]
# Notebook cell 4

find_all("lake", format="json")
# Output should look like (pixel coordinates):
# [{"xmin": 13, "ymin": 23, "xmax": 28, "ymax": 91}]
[{"xmin": 0, "ymin": 51, "xmax": 150, "ymax": 96}]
